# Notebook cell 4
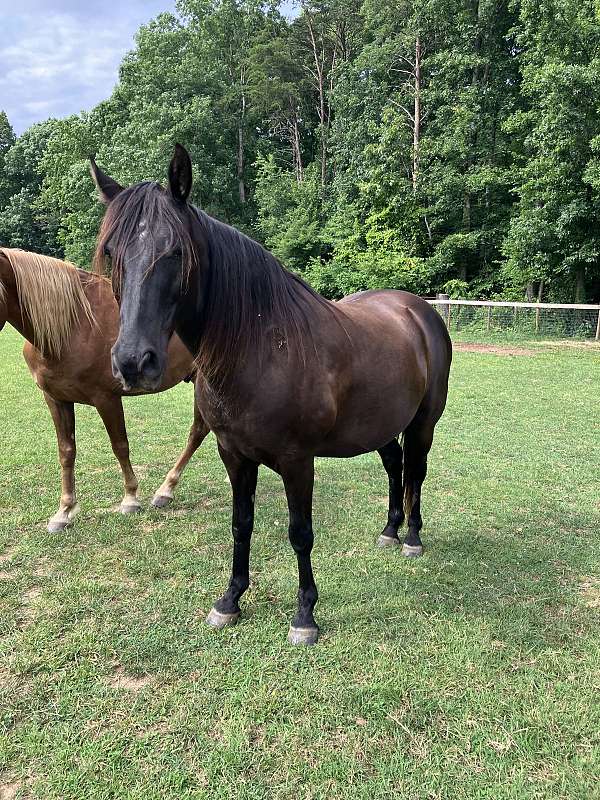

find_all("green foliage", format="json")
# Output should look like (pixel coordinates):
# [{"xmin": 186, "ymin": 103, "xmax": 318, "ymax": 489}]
[
  {"xmin": 254, "ymin": 156, "xmax": 323, "ymax": 271},
  {"xmin": 2, "ymin": 326, "xmax": 600, "ymax": 799},
  {"xmin": 0, "ymin": 119, "xmax": 62, "ymax": 255},
  {"xmin": 0, "ymin": 1, "xmax": 599, "ymax": 299},
  {"xmin": 0, "ymin": 111, "xmax": 16, "ymax": 209}
]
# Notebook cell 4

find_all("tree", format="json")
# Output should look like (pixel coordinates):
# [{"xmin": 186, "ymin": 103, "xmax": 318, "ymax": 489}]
[
  {"xmin": 0, "ymin": 119, "xmax": 61, "ymax": 255},
  {"xmin": 503, "ymin": 0, "xmax": 600, "ymax": 301},
  {"xmin": 0, "ymin": 111, "xmax": 17, "ymax": 209}
]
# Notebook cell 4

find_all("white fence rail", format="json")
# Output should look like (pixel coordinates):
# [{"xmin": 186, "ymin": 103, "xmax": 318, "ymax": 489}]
[{"xmin": 427, "ymin": 297, "xmax": 600, "ymax": 340}]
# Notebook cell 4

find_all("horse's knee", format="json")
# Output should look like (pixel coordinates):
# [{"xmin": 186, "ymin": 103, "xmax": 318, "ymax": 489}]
[
  {"xmin": 289, "ymin": 523, "xmax": 313, "ymax": 555},
  {"xmin": 59, "ymin": 443, "xmax": 76, "ymax": 467},
  {"xmin": 112, "ymin": 441, "xmax": 130, "ymax": 462}
]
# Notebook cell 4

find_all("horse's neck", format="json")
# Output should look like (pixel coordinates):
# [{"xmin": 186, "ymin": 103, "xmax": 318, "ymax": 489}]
[
  {"xmin": 173, "ymin": 269, "xmax": 205, "ymax": 357},
  {"xmin": 0, "ymin": 256, "xmax": 37, "ymax": 345}
]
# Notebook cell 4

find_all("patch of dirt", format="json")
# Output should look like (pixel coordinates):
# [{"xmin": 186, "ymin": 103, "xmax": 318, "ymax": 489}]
[
  {"xmin": 22, "ymin": 586, "xmax": 42, "ymax": 604},
  {"xmin": 0, "ymin": 780, "xmax": 21, "ymax": 800},
  {"xmin": 454, "ymin": 343, "xmax": 536, "ymax": 356},
  {"xmin": 0, "ymin": 571, "xmax": 13, "ymax": 581},
  {"xmin": 107, "ymin": 668, "xmax": 154, "ymax": 692},
  {"xmin": 579, "ymin": 576, "xmax": 600, "ymax": 609},
  {"xmin": 0, "ymin": 546, "xmax": 17, "ymax": 565},
  {"xmin": 539, "ymin": 340, "xmax": 600, "ymax": 350},
  {"xmin": 33, "ymin": 557, "xmax": 52, "ymax": 578}
]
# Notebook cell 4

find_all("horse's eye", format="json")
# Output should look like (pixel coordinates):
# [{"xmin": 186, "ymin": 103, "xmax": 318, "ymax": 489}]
[
  {"xmin": 173, "ymin": 247, "xmax": 182, "ymax": 257},
  {"xmin": 103, "ymin": 245, "xmax": 111, "ymax": 257}
]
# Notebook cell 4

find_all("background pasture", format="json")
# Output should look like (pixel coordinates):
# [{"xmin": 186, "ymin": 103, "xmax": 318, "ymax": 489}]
[{"xmin": 0, "ymin": 326, "xmax": 599, "ymax": 799}]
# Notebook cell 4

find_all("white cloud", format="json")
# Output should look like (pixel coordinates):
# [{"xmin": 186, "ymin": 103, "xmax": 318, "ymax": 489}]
[{"xmin": 0, "ymin": 1, "xmax": 175, "ymax": 134}]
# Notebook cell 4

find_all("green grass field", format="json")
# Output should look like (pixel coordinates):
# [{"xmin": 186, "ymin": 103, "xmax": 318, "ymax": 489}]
[{"xmin": 0, "ymin": 326, "xmax": 599, "ymax": 800}]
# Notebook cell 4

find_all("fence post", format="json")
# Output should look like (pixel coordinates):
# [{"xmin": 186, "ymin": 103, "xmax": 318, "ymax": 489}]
[{"xmin": 437, "ymin": 293, "xmax": 450, "ymax": 329}]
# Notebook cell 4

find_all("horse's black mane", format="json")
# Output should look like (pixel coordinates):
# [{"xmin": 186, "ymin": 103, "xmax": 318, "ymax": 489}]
[{"xmin": 94, "ymin": 181, "xmax": 342, "ymax": 387}]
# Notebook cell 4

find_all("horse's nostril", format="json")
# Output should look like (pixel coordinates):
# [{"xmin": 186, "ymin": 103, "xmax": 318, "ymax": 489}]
[
  {"xmin": 111, "ymin": 351, "xmax": 123, "ymax": 380},
  {"xmin": 140, "ymin": 349, "xmax": 159, "ymax": 375}
]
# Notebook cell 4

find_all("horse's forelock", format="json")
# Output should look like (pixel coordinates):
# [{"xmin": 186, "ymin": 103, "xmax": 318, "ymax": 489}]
[{"xmin": 93, "ymin": 183, "xmax": 198, "ymax": 294}]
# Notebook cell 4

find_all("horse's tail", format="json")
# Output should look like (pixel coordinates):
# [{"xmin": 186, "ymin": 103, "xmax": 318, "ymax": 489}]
[{"xmin": 401, "ymin": 431, "xmax": 415, "ymax": 522}]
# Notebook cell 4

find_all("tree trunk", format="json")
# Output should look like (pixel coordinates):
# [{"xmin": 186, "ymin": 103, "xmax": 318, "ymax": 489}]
[
  {"xmin": 237, "ymin": 123, "xmax": 245, "ymax": 205},
  {"xmin": 575, "ymin": 267, "xmax": 586, "ymax": 303},
  {"xmin": 292, "ymin": 115, "xmax": 303, "ymax": 184},
  {"xmin": 537, "ymin": 279, "xmax": 544, "ymax": 303},
  {"xmin": 237, "ymin": 73, "xmax": 246, "ymax": 205},
  {"xmin": 306, "ymin": 14, "xmax": 330, "ymax": 190},
  {"xmin": 525, "ymin": 282, "xmax": 535, "ymax": 301},
  {"xmin": 412, "ymin": 35, "xmax": 421, "ymax": 195}
]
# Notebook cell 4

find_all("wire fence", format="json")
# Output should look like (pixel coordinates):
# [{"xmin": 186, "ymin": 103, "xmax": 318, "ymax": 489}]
[{"xmin": 427, "ymin": 298, "xmax": 600, "ymax": 341}]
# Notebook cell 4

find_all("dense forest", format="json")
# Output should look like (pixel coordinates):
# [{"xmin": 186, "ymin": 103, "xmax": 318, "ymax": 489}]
[{"xmin": 1, "ymin": 0, "xmax": 600, "ymax": 302}]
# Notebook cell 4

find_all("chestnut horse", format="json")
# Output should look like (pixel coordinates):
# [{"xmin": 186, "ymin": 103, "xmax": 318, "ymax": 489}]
[
  {"xmin": 0, "ymin": 247, "xmax": 209, "ymax": 532},
  {"xmin": 91, "ymin": 146, "xmax": 452, "ymax": 645}
]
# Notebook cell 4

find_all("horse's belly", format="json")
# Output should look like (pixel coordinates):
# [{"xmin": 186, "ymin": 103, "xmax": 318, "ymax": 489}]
[{"xmin": 316, "ymin": 393, "xmax": 421, "ymax": 457}]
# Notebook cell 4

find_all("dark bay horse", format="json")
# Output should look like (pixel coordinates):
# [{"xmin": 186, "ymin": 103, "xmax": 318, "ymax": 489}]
[
  {"xmin": 91, "ymin": 146, "xmax": 452, "ymax": 645},
  {"xmin": 0, "ymin": 247, "xmax": 209, "ymax": 532}
]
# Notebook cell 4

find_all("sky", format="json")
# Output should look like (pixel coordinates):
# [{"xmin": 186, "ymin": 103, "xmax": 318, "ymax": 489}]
[{"xmin": 0, "ymin": 0, "xmax": 297, "ymax": 136}]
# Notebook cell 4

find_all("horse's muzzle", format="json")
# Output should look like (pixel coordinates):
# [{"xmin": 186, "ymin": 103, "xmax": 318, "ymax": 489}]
[{"xmin": 111, "ymin": 344, "xmax": 163, "ymax": 392}]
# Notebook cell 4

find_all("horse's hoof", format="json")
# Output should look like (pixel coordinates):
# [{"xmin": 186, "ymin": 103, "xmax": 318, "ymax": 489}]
[
  {"xmin": 377, "ymin": 534, "xmax": 400, "ymax": 549},
  {"xmin": 288, "ymin": 625, "xmax": 319, "ymax": 645},
  {"xmin": 151, "ymin": 494, "xmax": 173, "ymax": 509},
  {"xmin": 401, "ymin": 543, "xmax": 423, "ymax": 558},
  {"xmin": 288, "ymin": 625, "xmax": 319, "ymax": 646},
  {"xmin": 47, "ymin": 518, "xmax": 69, "ymax": 533},
  {"xmin": 47, "ymin": 504, "xmax": 79, "ymax": 533},
  {"xmin": 206, "ymin": 607, "xmax": 240, "ymax": 629},
  {"xmin": 120, "ymin": 502, "xmax": 141, "ymax": 515}
]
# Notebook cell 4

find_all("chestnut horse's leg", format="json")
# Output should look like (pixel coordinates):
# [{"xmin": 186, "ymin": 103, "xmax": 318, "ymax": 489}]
[
  {"xmin": 44, "ymin": 393, "xmax": 79, "ymax": 533},
  {"xmin": 95, "ymin": 398, "xmax": 141, "ymax": 514},
  {"xmin": 401, "ymin": 417, "xmax": 435, "ymax": 558},
  {"xmin": 152, "ymin": 403, "xmax": 210, "ymax": 508},
  {"xmin": 206, "ymin": 446, "xmax": 258, "ymax": 629},
  {"xmin": 281, "ymin": 458, "xmax": 319, "ymax": 646},
  {"xmin": 376, "ymin": 438, "xmax": 405, "ymax": 549}
]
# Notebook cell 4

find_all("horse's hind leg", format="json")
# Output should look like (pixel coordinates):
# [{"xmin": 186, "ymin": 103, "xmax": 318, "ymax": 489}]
[
  {"xmin": 95, "ymin": 397, "xmax": 141, "ymax": 514},
  {"xmin": 44, "ymin": 393, "xmax": 79, "ymax": 533},
  {"xmin": 377, "ymin": 438, "xmax": 404, "ymax": 548},
  {"xmin": 401, "ymin": 415, "xmax": 435, "ymax": 558},
  {"xmin": 152, "ymin": 402, "xmax": 210, "ymax": 508}
]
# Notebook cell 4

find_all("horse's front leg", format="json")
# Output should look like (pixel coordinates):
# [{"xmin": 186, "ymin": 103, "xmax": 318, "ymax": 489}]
[
  {"xmin": 281, "ymin": 458, "xmax": 319, "ymax": 645},
  {"xmin": 206, "ymin": 446, "xmax": 258, "ymax": 629},
  {"xmin": 44, "ymin": 393, "xmax": 79, "ymax": 533},
  {"xmin": 95, "ymin": 397, "xmax": 141, "ymax": 514},
  {"xmin": 152, "ymin": 402, "xmax": 210, "ymax": 508}
]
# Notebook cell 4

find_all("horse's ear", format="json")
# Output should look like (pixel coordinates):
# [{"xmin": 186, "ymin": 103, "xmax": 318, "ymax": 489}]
[
  {"xmin": 168, "ymin": 144, "xmax": 193, "ymax": 203},
  {"xmin": 89, "ymin": 157, "xmax": 123, "ymax": 204}
]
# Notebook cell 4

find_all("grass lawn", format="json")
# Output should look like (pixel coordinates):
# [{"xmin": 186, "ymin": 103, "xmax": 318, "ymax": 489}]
[{"xmin": 0, "ymin": 326, "xmax": 599, "ymax": 800}]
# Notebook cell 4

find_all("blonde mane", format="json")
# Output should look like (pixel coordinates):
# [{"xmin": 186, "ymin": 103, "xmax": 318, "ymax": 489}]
[{"xmin": 0, "ymin": 248, "xmax": 96, "ymax": 358}]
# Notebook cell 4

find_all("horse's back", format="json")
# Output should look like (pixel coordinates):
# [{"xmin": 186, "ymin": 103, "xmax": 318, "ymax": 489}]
[
  {"xmin": 338, "ymin": 289, "xmax": 451, "ymax": 375},
  {"xmin": 337, "ymin": 288, "xmax": 452, "ymax": 425}
]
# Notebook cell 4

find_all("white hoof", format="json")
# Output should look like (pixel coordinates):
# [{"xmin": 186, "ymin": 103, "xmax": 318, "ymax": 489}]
[
  {"xmin": 151, "ymin": 493, "xmax": 173, "ymax": 509},
  {"xmin": 47, "ymin": 503, "xmax": 79, "ymax": 533},
  {"xmin": 205, "ymin": 607, "xmax": 240, "ymax": 629},
  {"xmin": 120, "ymin": 501, "xmax": 142, "ymax": 515},
  {"xmin": 377, "ymin": 534, "xmax": 401, "ymax": 549},
  {"xmin": 288, "ymin": 625, "xmax": 319, "ymax": 646},
  {"xmin": 401, "ymin": 543, "xmax": 423, "ymax": 558}
]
